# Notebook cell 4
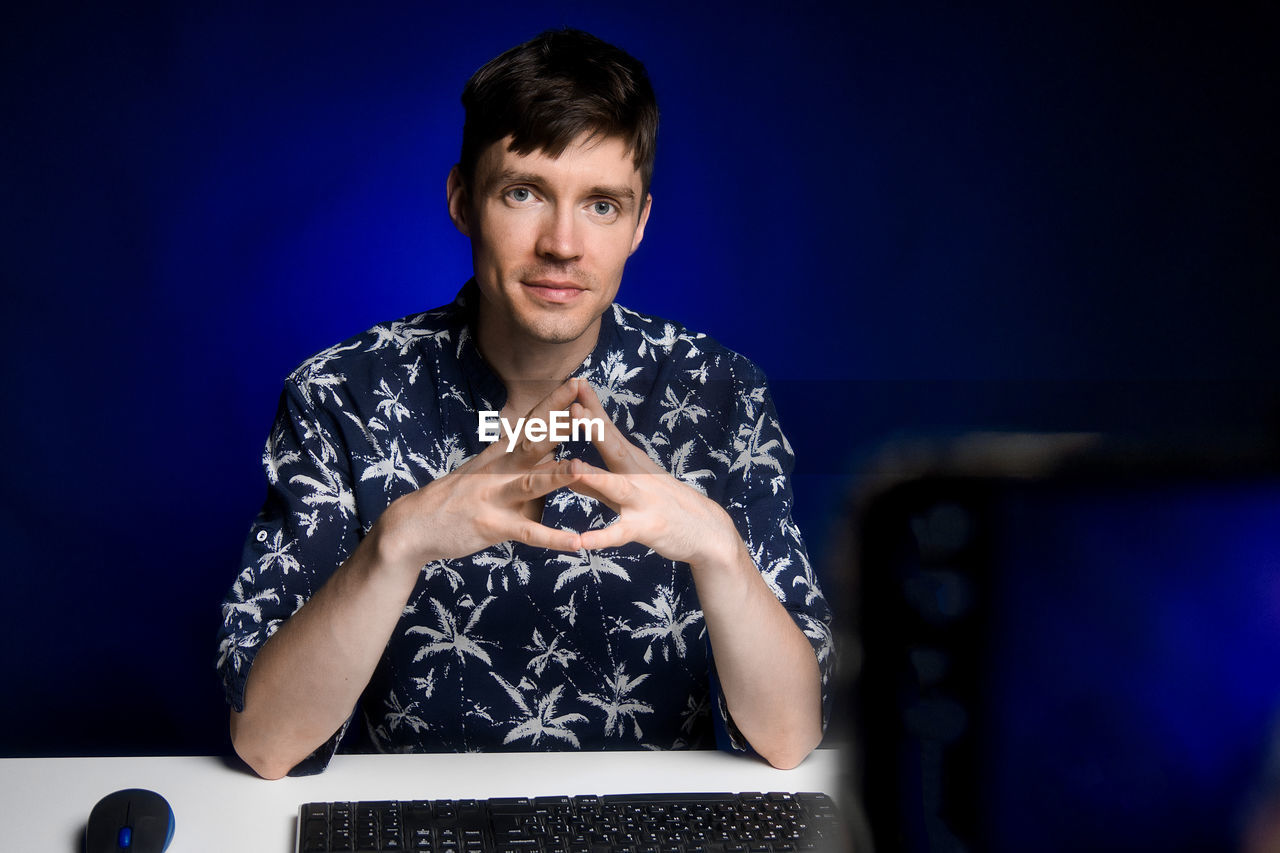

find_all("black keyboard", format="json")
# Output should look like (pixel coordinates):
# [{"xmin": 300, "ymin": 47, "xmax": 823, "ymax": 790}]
[{"xmin": 296, "ymin": 791, "xmax": 844, "ymax": 852}]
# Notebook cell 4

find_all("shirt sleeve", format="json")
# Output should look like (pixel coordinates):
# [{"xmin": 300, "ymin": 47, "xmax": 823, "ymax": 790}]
[
  {"xmin": 215, "ymin": 379, "xmax": 362, "ymax": 775},
  {"xmin": 708, "ymin": 360, "xmax": 836, "ymax": 752}
]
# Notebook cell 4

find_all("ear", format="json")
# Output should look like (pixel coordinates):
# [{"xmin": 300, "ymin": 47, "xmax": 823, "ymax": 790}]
[
  {"xmin": 629, "ymin": 193, "xmax": 652, "ymax": 256},
  {"xmin": 446, "ymin": 164, "xmax": 471, "ymax": 237}
]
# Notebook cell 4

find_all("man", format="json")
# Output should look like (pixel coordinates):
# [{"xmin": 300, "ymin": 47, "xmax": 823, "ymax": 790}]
[{"xmin": 217, "ymin": 28, "xmax": 832, "ymax": 779}]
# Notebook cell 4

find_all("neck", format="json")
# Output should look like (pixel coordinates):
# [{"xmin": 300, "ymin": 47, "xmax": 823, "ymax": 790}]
[{"xmin": 476, "ymin": 313, "xmax": 602, "ymax": 415}]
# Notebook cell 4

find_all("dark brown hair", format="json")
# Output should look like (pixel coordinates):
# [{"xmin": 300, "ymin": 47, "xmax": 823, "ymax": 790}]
[{"xmin": 459, "ymin": 28, "xmax": 658, "ymax": 195}]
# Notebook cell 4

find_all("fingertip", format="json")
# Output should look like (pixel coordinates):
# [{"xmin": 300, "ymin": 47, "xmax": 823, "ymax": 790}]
[
  {"xmin": 574, "ymin": 460, "xmax": 600, "ymax": 480},
  {"xmin": 579, "ymin": 527, "xmax": 613, "ymax": 551}
]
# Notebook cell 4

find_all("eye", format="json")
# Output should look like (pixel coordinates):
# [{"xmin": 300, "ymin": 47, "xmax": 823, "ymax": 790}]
[
  {"xmin": 591, "ymin": 200, "xmax": 616, "ymax": 217},
  {"xmin": 507, "ymin": 187, "xmax": 534, "ymax": 203}
]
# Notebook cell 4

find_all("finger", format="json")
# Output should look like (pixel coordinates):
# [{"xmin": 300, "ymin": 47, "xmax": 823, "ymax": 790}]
[
  {"xmin": 500, "ymin": 457, "xmax": 586, "ymax": 503},
  {"xmin": 579, "ymin": 520, "xmax": 641, "ymax": 551},
  {"xmin": 566, "ymin": 463, "xmax": 635, "ymax": 509},
  {"xmin": 564, "ymin": 478, "xmax": 614, "ymax": 510},
  {"xmin": 570, "ymin": 382, "xmax": 646, "ymax": 473},
  {"xmin": 508, "ymin": 518, "xmax": 582, "ymax": 552},
  {"xmin": 490, "ymin": 379, "xmax": 582, "ymax": 466},
  {"xmin": 526, "ymin": 376, "xmax": 582, "ymax": 423}
]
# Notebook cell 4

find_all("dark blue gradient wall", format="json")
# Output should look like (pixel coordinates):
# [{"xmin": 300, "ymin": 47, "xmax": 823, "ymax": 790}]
[{"xmin": 2, "ymin": 3, "xmax": 1276, "ymax": 755}]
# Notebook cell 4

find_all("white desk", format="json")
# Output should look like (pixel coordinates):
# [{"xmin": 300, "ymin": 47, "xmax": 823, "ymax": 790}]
[{"xmin": 0, "ymin": 749, "xmax": 842, "ymax": 851}]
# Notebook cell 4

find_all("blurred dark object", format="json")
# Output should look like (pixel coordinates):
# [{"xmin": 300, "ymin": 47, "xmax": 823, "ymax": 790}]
[{"xmin": 834, "ymin": 434, "xmax": 1280, "ymax": 852}]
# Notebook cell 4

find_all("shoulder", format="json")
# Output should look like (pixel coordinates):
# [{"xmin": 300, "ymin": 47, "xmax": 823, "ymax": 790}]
[
  {"xmin": 288, "ymin": 303, "xmax": 459, "ymax": 382},
  {"xmin": 607, "ymin": 303, "xmax": 767, "ymax": 387},
  {"xmin": 284, "ymin": 302, "xmax": 463, "ymax": 408}
]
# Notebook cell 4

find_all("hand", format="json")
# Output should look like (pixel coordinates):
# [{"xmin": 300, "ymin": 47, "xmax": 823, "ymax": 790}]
[
  {"xmin": 565, "ymin": 380, "xmax": 739, "ymax": 569},
  {"xmin": 374, "ymin": 379, "xmax": 586, "ymax": 571}
]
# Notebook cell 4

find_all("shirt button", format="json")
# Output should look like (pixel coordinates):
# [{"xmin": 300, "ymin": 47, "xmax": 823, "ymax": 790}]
[{"xmin": 256, "ymin": 529, "xmax": 269, "ymax": 543}]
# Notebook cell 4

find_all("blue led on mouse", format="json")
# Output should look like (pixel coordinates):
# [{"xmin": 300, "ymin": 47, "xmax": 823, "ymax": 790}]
[{"xmin": 85, "ymin": 788, "xmax": 174, "ymax": 853}]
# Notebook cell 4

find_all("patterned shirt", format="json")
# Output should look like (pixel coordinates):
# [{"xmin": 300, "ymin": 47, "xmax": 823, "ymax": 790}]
[{"xmin": 216, "ymin": 283, "xmax": 833, "ymax": 772}]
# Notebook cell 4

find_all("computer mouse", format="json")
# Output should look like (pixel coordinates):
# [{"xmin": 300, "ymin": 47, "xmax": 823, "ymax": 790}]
[{"xmin": 85, "ymin": 788, "xmax": 175, "ymax": 853}]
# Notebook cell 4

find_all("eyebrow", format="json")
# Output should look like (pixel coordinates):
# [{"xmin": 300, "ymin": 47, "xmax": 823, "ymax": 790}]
[{"xmin": 488, "ymin": 169, "xmax": 637, "ymax": 205}]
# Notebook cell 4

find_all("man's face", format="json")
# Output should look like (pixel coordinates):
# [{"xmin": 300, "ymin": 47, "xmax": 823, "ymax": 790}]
[{"xmin": 449, "ymin": 132, "xmax": 651, "ymax": 352}]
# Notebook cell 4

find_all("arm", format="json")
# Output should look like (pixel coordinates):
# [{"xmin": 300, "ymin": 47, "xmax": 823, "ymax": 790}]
[
  {"xmin": 229, "ymin": 381, "xmax": 586, "ymax": 779},
  {"xmin": 567, "ymin": 382, "xmax": 824, "ymax": 769}
]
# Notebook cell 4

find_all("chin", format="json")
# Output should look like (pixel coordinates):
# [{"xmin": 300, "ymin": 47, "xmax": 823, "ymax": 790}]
[
  {"xmin": 525, "ymin": 321, "xmax": 595, "ymax": 345},
  {"xmin": 517, "ymin": 308, "xmax": 603, "ymax": 345}
]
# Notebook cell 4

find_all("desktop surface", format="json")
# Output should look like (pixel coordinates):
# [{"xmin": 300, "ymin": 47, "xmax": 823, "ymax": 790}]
[{"xmin": 0, "ymin": 749, "xmax": 841, "ymax": 851}]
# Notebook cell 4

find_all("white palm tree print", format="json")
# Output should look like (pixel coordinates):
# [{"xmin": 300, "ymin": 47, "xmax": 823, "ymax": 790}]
[
  {"xmin": 668, "ymin": 439, "xmax": 713, "ymax": 493},
  {"xmin": 629, "ymin": 429, "xmax": 670, "ymax": 468},
  {"xmin": 223, "ymin": 568, "xmax": 281, "ymax": 624},
  {"xmin": 217, "ymin": 633, "xmax": 259, "ymax": 674},
  {"xmin": 256, "ymin": 529, "xmax": 301, "ymax": 575},
  {"xmin": 632, "ymin": 319, "xmax": 681, "ymax": 358},
  {"xmin": 679, "ymin": 692, "xmax": 710, "ymax": 735},
  {"xmin": 740, "ymin": 385, "xmax": 767, "ymax": 421},
  {"xmin": 407, "ymin": 434, "xmax": 470, "ymax": 481},
  {"xmin": 472, "ymin": 542, "xmax": 531, "ymax": 592},
  {"xmin": 289, "ymin": 454, "xmax": 356, "ymax": 520},
  {"xmin": 547, "ymin": 488, "xmax": 599, "ymax": 515},
  {"xmin": 523, "ymin": 629, "xmax": 578, "ymax": 676},
  {"xmin": 295, "ymin": 508, "xmax": 321, "ymax": 538},
  {"xmin": 751, "ymin": 542, "xmax": 792, "ymax": 602},
  {"xmin": 552, "ymin": 548, "xmax": 635, "ymax": 593},
  {"xmin": 798, "ymin": 613, "xmax": 834, "ymax": 669},
  {"xmin": 658, "ymin": 387, "xmax": 709, "ymax": 430},
  {"xmin": 293, "ymin": 340, "xmax": 359, "ymax": 407},
  {"xmin": 262, "ymin": 424, "xmax": 301, "ymax": 484},
  {"xmin": 298, "ymin": 419, "xmax": 340, "ymax": 466},
  {"xmin": 373, "ymin": 378, "xmax": 411, "ymax": 423},
  {"xmin": 593, "ymin": 351, "xmax": 644, "ymax": 428},
  {"xmin": 359, "ymin": 437, "xmax": 418, "ymax": 491},
  {"xmin": 492, "ymin": 675, "xmax": 587, "ymax": 748},
  {"xmin": 366, "ymin": 318, "xmax": 453, "ymax": 356},
  {"xmin": 555, "ymin": 592, "xmax": 578, "ymax": 627},
  {"xmin": 725, "ymin": 413, "xmax": 784, "ymax": 480},
  {"xmin": 632, "ymin": 584, "xmax": 703, "ymax": 662},
  {"xmin": 580, "ymin": 664, "xmax": 654, "ymax": 739},
  {"xmin": 406, "ymin": 596, "xmax": 496, "ymax": 666},
  {"xmin": 383, "ymin": 689, "xmax": 431, "ymax": 735},
  {"xmin": 418, "ymin": 559, "xmax": 466, "ymax": 593},
  {"xmin": 787, "ymin": 547, "xmax": 824, "ymax": 607}
]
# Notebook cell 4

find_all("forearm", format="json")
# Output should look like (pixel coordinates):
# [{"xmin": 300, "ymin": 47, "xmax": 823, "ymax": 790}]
[
  {"xmin": 230, "ymin": 525, "xmax": 418, "ymax": 779},
  {"xmin": 230, "ymin": 439, "xmax": 583, "ymax": 779},
  {"xmin": 691, "ymin": 527, "xmax": 823, "ymax": 770}
]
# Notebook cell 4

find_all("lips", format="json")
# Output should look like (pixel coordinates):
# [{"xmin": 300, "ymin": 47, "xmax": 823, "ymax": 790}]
[{"xmin": 523, "ymin": 279, "xmax": 586, "ymax": 304}]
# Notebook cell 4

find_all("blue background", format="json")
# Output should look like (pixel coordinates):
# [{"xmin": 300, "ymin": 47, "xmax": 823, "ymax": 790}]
[{"xmin": 2, "ymin": 2, "xmax": 1276, "ymax": 756}]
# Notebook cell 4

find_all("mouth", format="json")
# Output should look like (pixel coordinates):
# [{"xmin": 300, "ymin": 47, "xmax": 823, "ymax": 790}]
[{"xmin": 522, "ymin": 279, "xmax": 587, "ymax": 305}]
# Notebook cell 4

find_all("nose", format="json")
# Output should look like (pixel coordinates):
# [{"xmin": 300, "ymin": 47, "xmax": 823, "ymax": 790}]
[{"xmin": 535, "ymin": 205, "xmax": 583, "ymax": 262}]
